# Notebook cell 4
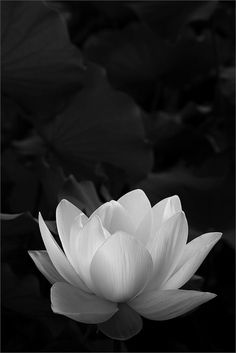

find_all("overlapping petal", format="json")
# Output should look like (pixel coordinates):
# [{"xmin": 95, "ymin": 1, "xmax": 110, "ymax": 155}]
[
  {"xmin": 69, "ymin": 216, "xmax": 109, "ymax": 291},
  {"xmin": 145, "ymin": 211, "xmax": 188, "ymax": 291},
  {"xmin": 98, "ymin": 303, "xmax": 143, "ymax": 340},
  {"xmin": 151, "ymin": 195, "xmax": 182, "ymax": 235},
  {"xmin": 56, "ymin": 199, "xmax": 87, "ymax": 265},
  {"xmin": 91, "ymin": 200, "xmax": 135, "ymax": 235},
  {"xmin": 28, "ymin": 250, "xmax": 64, "ymax": 284},
  {"xmin": 38, "ymin": 213, "xmax": 90, "ymax": 292},
  {"xmin": 90, "ymin": 232, "xmax": 153, "ymax": 302},
  {"xmin": 118, "ymin": 189, "xmax": 152, "ymax": 244},
  {"xmin": 162, "ymin": 232, "xmax": 222, "ymax": 289},
  {"xmin": 129, "ymin": 289, "xmax": 216, "ymax": 320},
  {"xmin": 51, "ymin": 282, "xmax": 118, "ymax": 324}
]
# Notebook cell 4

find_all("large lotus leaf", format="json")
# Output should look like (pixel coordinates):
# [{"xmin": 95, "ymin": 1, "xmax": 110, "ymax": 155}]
[
  {"xmin": 1, "ymin": 0, "xmax": 85, "ymax": 116},
  {"xmin": 128, "ymin": 1, "xmax": 218, "ymax": 40},
  {"xmin": 43, "ymin": 65, "xmax": 153, "ymax": 180},
  {"xmin": 85, "ymin": 24, "xmax": 215, "ymax": 107},
  {"xmin": 84, "ymin": 24, "xmax": 171, "ymax": 85}
]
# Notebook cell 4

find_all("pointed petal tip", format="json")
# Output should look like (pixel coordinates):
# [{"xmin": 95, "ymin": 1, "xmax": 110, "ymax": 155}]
[
  {"xmin": 203, "ymin": 231, "xmax": 223, "ymax": 246},
  {"xmin": 28, "ymin": 250, "xmax": 36, "ymax": 257},
  {"xmin": 119, "ymin": 188, "xmax": 148, "ymax": 201},
  {"xmin": 38, "ymin": 212, "xmax": 44, "ymax": 224},
  {"xmin": 56, "ymin": 198, "xmax": 71, "ymax": 210},
  {"xmin": 172, "ymin": 194, "xmax": 181, "ymax": 201},
  {"xmin": 28, "ymin": 250, "xmax": 33, "ymax": 258},
  {"xmin": 204, "ymin": 292, "xmax": 217, "ymax": 300},
  {"xmin": 216, "ymin": 232, "xmax": 223, "ymax": 240}
]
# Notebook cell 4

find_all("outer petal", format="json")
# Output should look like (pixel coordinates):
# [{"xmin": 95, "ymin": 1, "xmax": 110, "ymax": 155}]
[
  {"xmin": 129, "ymin": 289, "xmax": 216, "ymax": 320},
  {"xmin": 98, "ymin": 303, "xmax": 143, "ymax": 341},
  {"xmin": 28, "ymin": 250, "xmax": 64, "ymax": 284},
  {"xmin": 56, "ymin": 199, "xmax": 88, "ymax": 265},
  {"xmin": 69, "ymin": 215, "xmax": 109, "ymax": 291},
  {"xmin": 90, "ymin": 232, "xmax": 153, "ymax": 302},
  {"xmin": 145, "ymin": 211, "xmax": 188, "ymax": 291},
  {"xmin": 162, "ymin": 232, "xmax": 222, "ymax": 290},
  {"xmin": 51, "ymin": 282, "xmax": 118, "ymax": 324},
  {"xmin": 152, "ymin": 195, "xmax": 182, "ymax": 235},
  {"xmin": 118, "ymin": 189, "xmax": 152, "ymax": 244},
  {"xmin": 91, "ymin": 200, "xmax": 135, "ymax": 235},
  {"xmin": 38, "ymin": 213, "xmax": 90, "ymax": 292}
]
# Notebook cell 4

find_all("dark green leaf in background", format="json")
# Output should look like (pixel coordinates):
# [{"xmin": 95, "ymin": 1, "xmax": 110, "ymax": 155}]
[
  {"xmin": 1, "ymin": 0, "xmax": 85, "ymax": 117},
  {"xmin": 43, "ymin": 64, "xmax": 153, "ymax": 181}
]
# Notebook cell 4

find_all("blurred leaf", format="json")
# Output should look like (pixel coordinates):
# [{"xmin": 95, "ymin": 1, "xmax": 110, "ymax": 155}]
[
  {"xmin": 146, "ymin": 106, "xmax": 216, "ymax": 170},
  {"xmin": 128, "ymin": 1, "xmax": 218, "ymax": 40},
  {"xmin": 85, "ymin": 24, "xmax": 215, "ymax": 108},
  {"xmin": 220, "ymin": 66, "xmax": 235, "ymax": 104},
  {"xmin": 1, "ymin": 212, "xmax": 42, "ymax": 263},
  {"xmin": 35, "ymin": 160, "xmax": 66, "ymax": 214},
  {"xmin": 12, "ymin": 133, "xmax": 46, "ymax": 157},
  {"xmin": 2, "ymin": 0, "xmax": 85, "ymax": 117},
  {"xmin": 182, "ymin": 275, "xmax": 204, "ymax": 291},
  {"xmin": 43, "ymin": 64, "xmax": 153, "ymax": 180},
  {"xmin": 58, "ymin": 175, "xmax": 102, "ymax": 216},
  {"xmin": 2, "ymin": 264, "xmax": 50, "ymax": 315},
  {"xmin": 1, "ymin": 97, "xmax": 25, "ymax": 148},
  {"xmin": 138, "ymin": 160, "xmax": 234, "ymax": 241},
  {"xmin": 91, "ymin": 2, "xmax": 134, "ymax": 22},
  {"xmin": 2, "ymin": 149, "xmax": 39, "ymax": 213},
  {"xmin": 2, "ymin": 264, "xmax": 68, "ymax": 347}
]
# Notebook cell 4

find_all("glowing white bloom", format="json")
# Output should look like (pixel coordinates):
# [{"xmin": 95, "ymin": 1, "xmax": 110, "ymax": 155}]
[{"xmin": 29, "ymin": 190, "xmax": 221, "ymax": 340}]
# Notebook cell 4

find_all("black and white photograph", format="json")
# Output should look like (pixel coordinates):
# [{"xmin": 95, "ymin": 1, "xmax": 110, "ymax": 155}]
[{"xmin": 1, "ymin": 1, "xmax": 235, "ymax": 352}]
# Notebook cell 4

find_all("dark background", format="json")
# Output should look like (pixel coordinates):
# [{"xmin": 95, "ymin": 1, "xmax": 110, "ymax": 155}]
[{"xmin": 1, "ymin": 1, "xmax": 235, "ymax": 351}]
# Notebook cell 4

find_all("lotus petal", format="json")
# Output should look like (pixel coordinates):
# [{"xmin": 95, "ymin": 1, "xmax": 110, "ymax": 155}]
[
  {"xmin": 162, "ymin": 232, "xmax": 222, "ymax": 289},
  {"xmin": 129, "ymin": 289, "xmax": 216, "ymax": 320},
  {"xmin": 51, "ymin": 282, "xmax": 118, "ymax": 324},
  {"xmin": 91, "ymin": 200, "xmax": 135, "ymax": 235},
  {"xmin": 90, "ymin": 232, "xmax": 153, "ymax": 302},
  {"xmin": 56, "ymin": 199, "xmax": 87, "ymax": 265},
  {"xmin": 38, "ymin": 213, "xmax": 90, "ymax": 292},
  {"xmin": 69, "ymin": 216, "xmax": 108, "ymax": 291},
  {"xmin": 98, "ymin": 303, "xmax": 143, "ymax": 340},
  {"xmin": 151, "ymin": 195, "xmax": 182, "ymax": 234},
  {"xmin": 145, "ymin": 211, "xmax": 188, "ymax": 291},
  {"xmin": 28, "ymin": 250, "xmax": 64, "ymax": 284}
]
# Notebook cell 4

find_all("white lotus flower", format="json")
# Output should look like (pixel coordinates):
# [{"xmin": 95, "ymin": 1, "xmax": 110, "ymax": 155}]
[{"xmin": 29, "ymin": 190, "xmax": 221, "ymax": 340}]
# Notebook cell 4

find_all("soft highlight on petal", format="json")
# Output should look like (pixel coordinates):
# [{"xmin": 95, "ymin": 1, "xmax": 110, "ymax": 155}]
[
  {"xmin": 69, "ymin": 215, "xmax": 109, "ymax": 291},
  {"xmin": 51, "ymin": 282, "xmax": 118, "ymax": 324},
  {"xmin": 129, "ymin": 289, "xmax": 216, "ymax": 320},
  {"xmin": 90, "ymin": 232, "xmax": 153, "ymax": 302},
  {"xmin": 98, "ymin": 303, "xmax": 143, "ymax": 341},
  {"xmin": 91, "ymin": 200, "xmax": 135, "ymax": 235},
  {"xmin": 145, "ymin": 211, "xmax": 188, "ymax": 291},
  {"xmin": 118, "ymin": 189, "xmax": 152, "ymax": 232},
  {"xmin": 38, "ymin": 213, "xmax": 90, "ymax": 292},
  {"xmin": 152, "ymin": 195, "xmax": 182, "ymax": 234},
  {"xmin": 56, "ymin": 199, "xmax": 87, "ymax": 265},
  {"xmin": 162, "ymin": 232, "xmax": 222, "ymax": 290},
  {"xmin": 28, "ymin": 250, "xmax": 64, "ymax": 284}
]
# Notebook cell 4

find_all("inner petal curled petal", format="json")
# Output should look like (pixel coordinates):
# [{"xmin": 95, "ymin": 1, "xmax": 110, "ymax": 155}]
[{"xmin": 90, "ymin": 232, "xmax": 153, "ymax": 303}]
